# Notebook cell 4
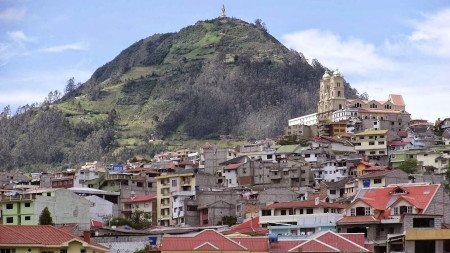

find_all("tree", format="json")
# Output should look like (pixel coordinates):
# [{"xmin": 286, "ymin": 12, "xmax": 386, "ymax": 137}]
[
  {"xmin": 254, "ymin": 19, "xmax": 267, "ymax": 32},
  {"xmin": 218, "ymin": 215, "xmax": 237, "ymax": 226},
  {"xmin": 1, "ymin": 105, "xmax": 11, "ymax": 118},
  {"xmin": 398, "ymin": 159, "xmax": 418, "ymax": 174},
  {"xmin": 130, "ymin": 210, "xmax": 151, "ymax": 230},
  {"xmin": 65, "ymin": 77, "xmax": 76, "ymax": 94},
  {"xmin": 358, "ymin": 92, "xmax": 369, "ymax": 100},
  {"xmin": 39, "ymin": 207, "xmax": 54, "ymax": 225},
  {"xmin": 444, "ymin": 163, "xmax": 450, "ymax": 190}
]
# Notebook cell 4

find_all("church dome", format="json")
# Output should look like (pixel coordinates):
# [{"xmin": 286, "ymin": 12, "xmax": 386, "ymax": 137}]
[
  {"xmin": 322, "ymin": 71, "xmax": 331, "ymax": 80},
  {"xmin": 333, "ymin": 69, "xmax": 341, "ymax": 77}
]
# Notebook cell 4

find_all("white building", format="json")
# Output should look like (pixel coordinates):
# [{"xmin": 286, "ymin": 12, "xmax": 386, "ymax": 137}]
[
  {"xmin": 85, "ymin": 195, "xmax": 118, "ymax": 222},
  {"xmin": 313, "ymin": 160, "xmax": 348, "ymax": 185},
  {"xmin": 288, "ymin": 113, "xmax": 318, "ymax": 126}
]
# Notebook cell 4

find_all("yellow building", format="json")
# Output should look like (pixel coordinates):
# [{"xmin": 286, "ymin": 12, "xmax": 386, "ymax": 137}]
[
  {"xmin": 156, "ymin": 172, "xmax": 196, "ymax": 226},
  {"xmin": 0, "ymin": 225, "xmax": 109, "ymax": 253},
  {"xmin": 352, "ymin": 129, "xmax": 388, "ymax": 158}
]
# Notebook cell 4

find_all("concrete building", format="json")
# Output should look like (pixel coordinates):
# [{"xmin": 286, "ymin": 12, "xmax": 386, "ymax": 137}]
[
  {"xmin": 201, "ymin": 143, "xmax": 236, "ymax": 174},
  {"xmin": 85, "ymin": 195, "xmax": 118, "ymax": 223},
  {"xmin": 1, "ymin": 188, "xmax": 91, "ymax": 230},
  {"xmin": 259, "ymin": 199, "xmax": 345, "ymax": 237},
  {"xmin": 121, "ymin": 194, "xmax": 157, "ymax": 225},
  {"xmin": 357, "ymin": 169, "xmax": 409, "ymax": 189},
  {"xmin": 353, "ymin": 129, "xmax": 388, "ymax": 159},
  {"xmin": 155, "ymin": 170, "xmax": 216, "ymax": 226}
]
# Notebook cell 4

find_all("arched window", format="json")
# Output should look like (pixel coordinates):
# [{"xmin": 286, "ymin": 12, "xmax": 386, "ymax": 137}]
[{"xmin": 338, "ymin": 91, "xmax": 341, "ymax": 97}]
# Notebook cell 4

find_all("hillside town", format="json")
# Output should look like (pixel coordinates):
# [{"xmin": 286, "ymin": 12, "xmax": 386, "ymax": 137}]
[{"xmin": 1, "ymin": 70, "xmax": 449, "ymax": 253}]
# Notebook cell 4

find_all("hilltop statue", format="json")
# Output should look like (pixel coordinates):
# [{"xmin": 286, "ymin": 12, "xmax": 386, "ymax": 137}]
[{"xmin": 221, "ymin": 4, "xmax": 226, "ymax": 18}]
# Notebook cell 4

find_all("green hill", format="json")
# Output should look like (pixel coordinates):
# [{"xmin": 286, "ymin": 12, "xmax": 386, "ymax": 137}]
[{"xmin": 0, "ymin": 17, "xmax": 359, "ymax": 170}]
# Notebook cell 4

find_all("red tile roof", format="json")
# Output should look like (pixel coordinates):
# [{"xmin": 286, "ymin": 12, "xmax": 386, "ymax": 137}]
[
  {"xmin": 0, "ymin": 225, "xmax": 108, "ymax": 250},
  {"xmin": 315, "ymin": 231, "xmax": 369, "ymax": 252},
  {"xmin": 337, "ymin": 216, "xmax": 380, "ymax": 224},
  {"xmin": 291, "ymin": 239, "xmax": 340, "ymax": 252},
  {"xmin": 359, "ymin": 161, "xmax": 374, "ymax": 167},
  {"xmin": 122, "ymin": 194, "xmax": 156, "ymax": 203},
  {"xmin": 229, "ymin": 237, "xmax": 269, "ymax": 252},
  {"xmin": 358, "ymin": 170, "xmax": 392, "ymax": 179},
  {"xmin": 397, "ymin": 130, "xmax": 408, "ymax": 138},
  {"xmin": 90, "ymin": 219, "xmax": 104, "ymax": 228},
  {"xmin": 265, "ymin": 200, "xmax": 346, "ymax": 210},
  {"xmin": 389, "ymin": 94, "xmax": 405, "ymax": 106},
  {"xmin": 339, "ymin": 184, "xmax": 440, "ymax": 223},
  {"xmin": 223, "ymin": 217, "xmax": 268, "ymax": 236},
  {"xmin": 161, "ymin": 229, "xmax": 267, "ymax": 251},
  {"xmin": 224, "ymin": 163, "xmax": 242, "ymax": 170},
  {"xmin": 364, "ymin": 166, "xmax": 390, "ymax": 172},
  {"xmin": 389, "ymin": 140, "xmax": 411, "ymax": 147},
  {"xmin": 285, "ymin": 231, "xmax": 371, "ymax": 252},
  {"xmin": 270, "ymin": 240, "xmax": 305, "ymax": 253}
]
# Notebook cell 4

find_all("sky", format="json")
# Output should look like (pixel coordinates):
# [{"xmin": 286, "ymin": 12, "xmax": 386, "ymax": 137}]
[{"xmin": 0, "ymin": 0, "xmax": 449, "ymax": 120}]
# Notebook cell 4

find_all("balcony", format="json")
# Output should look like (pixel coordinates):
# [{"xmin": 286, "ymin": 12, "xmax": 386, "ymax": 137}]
[
  {"xmin": 172, "ymin": 190, "xmax": 195, "ymax": 197},
  {"xmin": 260, "ymin": 213, "xmax": 343, "ymax": 227},
  {"xmin": 160, "ymin": 202, "xmax": 170, "ymax": 208}
]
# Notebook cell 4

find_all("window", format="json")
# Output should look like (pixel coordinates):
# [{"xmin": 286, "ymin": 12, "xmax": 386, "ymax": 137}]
[
  {"xmin": 147, "ymin": 182, "xmax": 153, "ymax": 188},
  {"xmin": 374, "ymin": 178, "xmax": 382, "ymax": 184},
  {"xmin": 350, "ymin": 208, "xmax": 356, "ymax": 216},
  {"xmin": 330, "ymin": 189, "xmax": 336, "ymax": 195},
  {"xmin": 6, "ymin": 204, "xmax": 13, "ymax": 209},
  {"xmin": 24, "ymin": 216, "xmax": 31, "ymax": 221},
  {"xmin": 370, "ymin": 151, "xmax": 376, "ymax": 155},
  {"xmin": 24, "ymin": 202, "xmax": 31, "ymax": 207},
  {"xmin": 80, "ymin": 249, "xmax": 86, "ymax": 253},
  {"xmin": 1, "ymin": 250, "xmax": 16, "ymax": 253},
  {"xmin": 413, "ymin": 218, "xmax": 434, "ymax": 228},
  {"xmin": 393, "ymin": 207, "xmax": 399, "ymax": 215},
  {"xmin": 369, "ymin": 141, "xmax": 375, "ymax": 145},
  {"xmin": 6, "ymin": 217, "xmax": 13, "ymax": 223},
  {"xmin": 280, "ymin": 209, "xmax": 287, "ymax": 215},
  {"xmin": 262, "ymin": 210, "xmax": 272, "ymax": 216},
  {"xmin": 171, "ymin": 180, "xmax": 177, "ymax": 187},
  {"xmin": 365, "ymin": 207, "xmax": 371, "ymax": 216},
  {"xmin": 283, "ymin": 171, "xmax": 289, "ymax": 176},
  {"xmin": 267, "ymin": 154, "xmax": 273, "ymax": 159},
  {"xmin": 306, "ymin": 208, "xmax": 313, "ymax": 214},
  {"xmin": 299, "ymin": 209, "xmax": 304, "ymax": 214},
  {"xmin": 136, "ymin": 182, "xmax": 143, "ymax": 187},
  {"xmin": 61, "ymin": 250, "xmax": 67, "ymax": 253},
  {"xmin": 379, "ymin": 141, "xmax": 385, "ymax": 145},
  {"xmin": 305, "ymin": 154, "xmax": 311, "ymax": 158}
]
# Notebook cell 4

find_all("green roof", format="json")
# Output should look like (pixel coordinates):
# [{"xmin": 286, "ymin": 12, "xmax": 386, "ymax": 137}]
[
  {"xmin": 275, "ymin": 144, "xmax": 306, "ymax": 154},
  {"xmin": 354, "ymin": 129, "xmax": 388, "ymax": 136}
]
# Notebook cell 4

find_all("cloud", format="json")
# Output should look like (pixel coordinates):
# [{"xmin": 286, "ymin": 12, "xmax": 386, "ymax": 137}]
[
  {"xmin": 281, "ymin": 8, "xmax": 450, "ymax": 121},
  {"xmin": 408, "ymin": 8, "xmax": 450, "ymax": 57},
  {"xmin": 283, "ymin": 29, "xmax": 397, "ymax": 76},
  {"xmin": 38, "ymin": 42, "xmax": 88, "ymax": 53},
  {"xmin": 7, "ymin": 30, "xmax": 34, "ymax": 43},
  {"xmin": 0, "ymin": 67, "xmax": 92, "ymax": 108},
  {"xmin": 0, "ymin": 91, "xmax": 47, "ymax": 105},
  {"xmin": 0, "ymin": 8, "xmax": 26, "ymax": 22}
]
